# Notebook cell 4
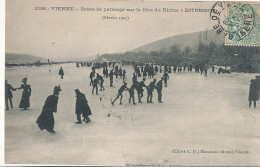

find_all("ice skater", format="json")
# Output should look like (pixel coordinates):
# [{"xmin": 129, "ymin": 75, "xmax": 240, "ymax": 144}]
[
  {"xmin": 89, "ymin": 70, "xmax": 95, "ymax": 86},
  {"xmin": 147, "ymin": 79, "xmax": 156, "ymax": 103},
  {"xmin": 92, "ymin": 77, "xmax": 99, "ymax": 95},
  {"xmin": 5, "ymin": 80, "xmax": 16, "ymax": 110},
  {"xmin": 97, "ymin": 73, "xmax": 105, "ymax": 91},
  {"xmin": 109, "ymin": 70, "xmax": 114, "ymax": 87},
  {"xmin": 111, "ymin": 82, "xmax": 129, "ymax": 106},
  {"xmin": 137, "ymin": 78, "xmax": 147, "ymax": 103},
  {"xmin": 155, "ymin": 77, "xmax": 163, "ymax": 103},
  {"xmin": 75, "ymin": 89, "xmax": 92, "ymax": 124},
  {"xmin": 128, "ymin": 83, "xmax": 136, "ymax": 105},
  {"xmin": 249, "ymin": 79, "xmax": 258, "ymax": 108},
  {"xmin": 16, "ymin": 78, "xmax": 31, "ymax": 110},
  {"xmin": 36, "ymin": 86, "xmax": 61, "ymax": 134},
  {"xmin": 59, "ymin": 67, "xmax": 64, "ymax": 79},
  {"xmin": 163, "ymin": 71, "xmax": 169, "ymax": 87}
]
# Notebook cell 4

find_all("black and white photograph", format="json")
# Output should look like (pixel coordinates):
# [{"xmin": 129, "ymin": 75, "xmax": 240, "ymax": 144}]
[{"xmin": 3, "ymin": 0, "xmax": 260, "ymax": 166}]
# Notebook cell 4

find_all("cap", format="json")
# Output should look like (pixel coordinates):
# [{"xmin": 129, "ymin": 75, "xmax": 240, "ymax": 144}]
[
  {"xmin": 22, "ymin": 78, "xmax": 27, "ymax": 83},
  {"xmin": 54, "ymin": 85, "xmax": 62, "ymax": 92}
]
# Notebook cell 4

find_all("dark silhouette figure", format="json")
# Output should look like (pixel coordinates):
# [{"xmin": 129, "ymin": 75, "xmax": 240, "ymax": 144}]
[
  {"xmin": 163, "ymin": 72, "xmax": 169, "ymax": 87},
  {"xmin": 111, "ymin": 82, "xmax": 129, "ymax": 106},
  {"xmin": 155, "ymin": 78, "xmax": 163, "ymax": 103},
  {"xmin": 36, "ymin": 86, "xmax": 61, "ymax": 134},
  {"xmin": 249, "ymin": 79, "xmax": 259, "ymax": 108},
  {"xmin": 75, "ymin": 89, "xmax": 92, "ymax": 124},
  {"xmin": 5, "ymin": 80, "xmax": 16, "ymax": 110},
  {"xmin": 137, "ymin": 78, "xmax": 147, "ymax": 103},
  {"xmin": 59, "ymin": 67, "xmax": 64, "ymax": 79},
  {"xmin": 16, "ymin": 78, "xmax": 31, "ymax": 110},
  {"xmin": 92, "ymin": 78, "xmax": 99, "ymax": 95},
  {"xmin": 128, "ymin": 83, "xmax": 136, "ymax": 105},
  {"xmin": 147, "ymin": 79, "xmax": 156, "ymax": 103},
  {"xmin": 109, "ymin": 70, "xmax": 114, "ymax": 87}
]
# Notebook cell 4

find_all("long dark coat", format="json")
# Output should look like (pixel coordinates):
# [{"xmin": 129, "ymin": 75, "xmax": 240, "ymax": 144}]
[
  {"xmin": 249, "ymin": 80, "xmax": 259, "ymax": 101},
  {"xmin": 75, "ymin": 92, "xmax": 92, "ymax": 117},
  {"xmin": 19, "ymin": 84, "xmax": 31, "ymax": 109},
  {"xmin": 36, "ymin": 95, "xmax": 58, "ymax": 131}
]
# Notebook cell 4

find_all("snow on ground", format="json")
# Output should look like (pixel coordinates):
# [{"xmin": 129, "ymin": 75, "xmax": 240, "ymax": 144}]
[{"xmin": 5, "ymin": 63, "xmax": 260, "ymax": 165}]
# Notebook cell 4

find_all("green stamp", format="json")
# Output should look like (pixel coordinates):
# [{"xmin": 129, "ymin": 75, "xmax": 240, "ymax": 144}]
[{"xmin": 225, "ymin": 3, "xmax": 260, "ymax": 46}]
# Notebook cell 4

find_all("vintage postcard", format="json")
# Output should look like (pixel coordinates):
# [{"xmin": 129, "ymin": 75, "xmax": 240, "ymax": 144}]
[{"xmin": 4, "ymin": 0, "xmax": 260, "ymax": 166}]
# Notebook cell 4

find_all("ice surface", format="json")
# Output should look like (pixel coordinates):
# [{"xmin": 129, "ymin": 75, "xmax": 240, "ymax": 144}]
[{"xmin": 5, "ymin": 64, "xmax": 260, "ymax": 165}]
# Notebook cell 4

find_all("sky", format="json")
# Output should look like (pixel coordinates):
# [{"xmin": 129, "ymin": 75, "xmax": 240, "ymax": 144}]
[{"xmin": 5, "ymin": 0, "xmax": 217, "ymax": 60}]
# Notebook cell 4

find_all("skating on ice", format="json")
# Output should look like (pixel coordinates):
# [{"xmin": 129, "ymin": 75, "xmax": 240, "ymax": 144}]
[
  {"xmin": 137, "ymin": 78, "xmax": 147, "ymax": 103},
  {"xmin": 59, "ymin": 67, "xmax": 64, "ymax": 79},
  {"xmin": 111, "ymin": 82, "xmax": 129, "ymax": 106},
  {"xmin": 36, "ymin": 86, "xmax": 61, "ymax": 134},
  {"xmin": 147, "ymin": 79, "xmax": 156, "ymax": 103},
  {"xmin": 5, "ymin": 80, "xmax": 16, "ymax": 110},
  {"xmin": 16, "ymin": 78, "xmax": 31, "ymax": 110},
  {"xmin": 75, "ymin": 89, "xmax": 92, "ymax": 124}
]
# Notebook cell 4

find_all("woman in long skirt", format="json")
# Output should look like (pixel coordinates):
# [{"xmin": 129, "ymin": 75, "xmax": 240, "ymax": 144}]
[
  {"xmin": 16, "ymin": 78, "xmax": 31, "ymax": 110},
  {"xmin": 36, "ymin": 86, "xmax": 61, "ymax": 134}
]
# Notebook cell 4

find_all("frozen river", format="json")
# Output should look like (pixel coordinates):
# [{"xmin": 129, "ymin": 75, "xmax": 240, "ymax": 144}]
[{"xmin": 5, "ymin": 63, "xmax": 260, "ymax": 165}]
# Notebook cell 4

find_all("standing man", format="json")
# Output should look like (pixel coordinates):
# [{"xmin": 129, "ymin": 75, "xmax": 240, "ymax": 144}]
[
  {"xmin": 92, "ymin": 77, "xmax": 99, "ymax": 95},
  {"xmin": 249, "ymin": 79, "xmax": 258, "ymax": 108},
  {"xmin": 137, "ymin": 78, "xmax": 147, "ymax": 103},
  {"xmin": 36, "ymin": 86, "xmax": 61, "ymax": 134},
  {"xmin": 111, "ymin": 82, "xmax": 129, "ymax": 106},
  {"xmin": 132, "ymin": 73, "xmax": 137, "ymax": 85},
  {"xmin": 97, "ymin": 73, "xmax": 105, "ymax": 91},
  {"xmin": 75, "ymin": 89, "xmax": 92, "ymax": 124},
  {"xmin": 5, "ymin": 80, "xmax": 16, "ymax": 110},
  {"xmin": 109, "ymin": 70, "xmax": 114, "ymax": 87},
  {"xmin": 128, "ymin": 83, "xmax": 136, "ymax": 105},
  {"xmin": 59, "ymin": 67, "xmax": 64, "ymax": 79},
  {"xmin": 163, "ymin": 71, "xmax": 169, "ymax": 87},
  {"xmin": 122, "ymin": 69, "xmax": 126, "ymax": 81},
  {"xmin": 155, "ymin": 78, "xmax": 163, "ymax": 103},
  {"xmin": 89, "ymin": 70, "xmax": 95, "ymax": 86},
  {"xmin": 147, "ymin": 79, "xmax": 156, "ymax": 103}
]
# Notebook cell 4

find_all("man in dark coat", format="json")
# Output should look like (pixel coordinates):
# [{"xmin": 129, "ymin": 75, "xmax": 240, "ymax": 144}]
[
  {"xmin": 36, "ymin": 86, "xmax": 61, "ymax": 134},
  {"xmin": 5, "ymin": 80, "xmax": 16, "ymax": 110},
  {"xmin": 109, "ymin": 70, "xmax": 114, "ymax": 87},
  {"xmin": 249, "ymin": 79, "xmax": 258, "ymax": 108},
  {"xmin": 132, "ymin": 73, "xmax": 137, "ymax": 85},
  {"xmin": 97, "ymin": 73, "xmax": 105, "ymax": 91},
  {"xmin": 163, "ymin": 72, "xmax": 169, "ymax": 87},
  {"xmin": 137, "ymin": 78, "xmax": 147, "ymax": 103},
  {"xmin": 122, "ymin": 69, "xmax": 126, "ymax": 81},
  {"xmin": 92, "ymin": 77, "xmax": 99, "ymax": 95},
  {"xmin": 147, "ymin": 79, "xmax": 156, "ymax": 103},
  {"xmin": 75, "ymin": 89, "xmax": 92, "ymax": 124},
  {"xmin": 128, "ymin": 83, "xmax": 136, "ymax": 105},
  {"xmin": 59, "ymin": 67, "xmax": 64, "ymax": 79},
  {"xmin": 155, "ymin": 78, "xmax": 163, "ymax": 103},
  {"xmin": 89, "ymin": 70, "xmax": 95, "ymax": 86},
  {"xmin": 111, "ymin": 82, "xmax": 129, "ymax": 106}
]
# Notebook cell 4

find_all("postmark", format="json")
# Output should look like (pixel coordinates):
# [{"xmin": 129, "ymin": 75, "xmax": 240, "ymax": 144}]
[
  {"xmin": 210, "ymin": 1, "xmax": 227, "ymax": 35},
  {"xmin": 225, "ymin": 2, "xmax": 260, "ymax": 46}
]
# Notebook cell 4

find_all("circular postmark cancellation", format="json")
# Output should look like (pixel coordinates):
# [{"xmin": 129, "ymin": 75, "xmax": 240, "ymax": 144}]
[
  {"xmin": 210, "ymin": 2, "xmax": 259, "ymax": 46},
  {"xmin": 210, "ymin": 1, "xmax": 227, "ymax": 35}
]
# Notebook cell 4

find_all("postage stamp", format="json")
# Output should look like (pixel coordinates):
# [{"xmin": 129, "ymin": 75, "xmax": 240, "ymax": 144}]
[{"xmin": 225, "ymin": 2, "xmax": 260, "ymax": 46}]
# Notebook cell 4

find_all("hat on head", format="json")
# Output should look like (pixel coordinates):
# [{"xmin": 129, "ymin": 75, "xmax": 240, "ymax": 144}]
[
  {"xmin": 75, "ymin": 89, "xmax": 80, "ymax": 92},
  {"xmin": 22, "ymin": 78, "xmax": 27, "ymax": 83},
  {"xmin": 54, "ymin": 85, "xmax": 62, "ymax": 93}
]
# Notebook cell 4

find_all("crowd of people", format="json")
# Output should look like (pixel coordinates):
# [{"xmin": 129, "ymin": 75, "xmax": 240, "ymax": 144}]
[{"xmin": 5, "ymin": 61, "xmax": 260, "ymax": 134}]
